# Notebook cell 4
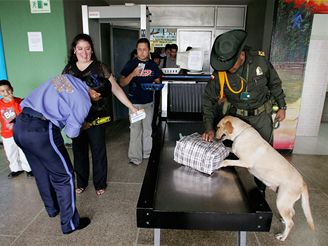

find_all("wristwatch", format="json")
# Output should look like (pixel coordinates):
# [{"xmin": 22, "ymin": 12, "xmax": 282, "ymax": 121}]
[{"xmin": 280, "ymin": 106, "xmax": 287, "ymax": 110}]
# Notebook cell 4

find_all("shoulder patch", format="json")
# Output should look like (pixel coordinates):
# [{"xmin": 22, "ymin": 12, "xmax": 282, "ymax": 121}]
[{"xmin": 258, "ymin": 51, "xmax": 265, "ymax": 57}]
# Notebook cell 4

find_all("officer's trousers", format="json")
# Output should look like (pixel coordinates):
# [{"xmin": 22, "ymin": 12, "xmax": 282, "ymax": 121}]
[
  {"xmin": 13, "ymin": 110, "xmax": 80, "ymax": 234},
  {"xmin": 240, "ymin": 111, "xmax": 273, "ymax": 144}
]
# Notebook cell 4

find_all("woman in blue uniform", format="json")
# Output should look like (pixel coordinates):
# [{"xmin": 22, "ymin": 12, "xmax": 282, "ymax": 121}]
[{"xmin": 13, "ymin": 74, "xmax": 112, "ymax": 234}]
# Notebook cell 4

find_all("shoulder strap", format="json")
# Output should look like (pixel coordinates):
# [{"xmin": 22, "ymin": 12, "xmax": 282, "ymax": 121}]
[{"xmin": 217, "ymin": 71, "xmax": 244, "ymax": 100}]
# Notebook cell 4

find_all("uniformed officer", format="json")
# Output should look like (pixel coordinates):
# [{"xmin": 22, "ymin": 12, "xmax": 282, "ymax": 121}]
[
  {"xmin": 13, "ymin": 74, "xmax": 111, "ymax": 234},
  {"xmin": 202, "ymin": 29, "xmax": 287, "ymax": 194}
]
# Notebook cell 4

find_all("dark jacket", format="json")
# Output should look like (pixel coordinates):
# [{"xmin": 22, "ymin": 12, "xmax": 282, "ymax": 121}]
[{"xmin": 203, "ymin": 47, "xmax": 286, "ymax": 131}]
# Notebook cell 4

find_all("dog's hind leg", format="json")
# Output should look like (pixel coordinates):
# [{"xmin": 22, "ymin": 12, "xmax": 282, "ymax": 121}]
[{"xmin": 275, "ymin": 191, "xmax": 299, "ymax": 241}]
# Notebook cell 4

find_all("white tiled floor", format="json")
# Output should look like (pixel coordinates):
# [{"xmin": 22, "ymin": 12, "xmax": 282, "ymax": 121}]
[{"xmin": 293, "ymin": 123, "xmax": 328, "ymax": 155}]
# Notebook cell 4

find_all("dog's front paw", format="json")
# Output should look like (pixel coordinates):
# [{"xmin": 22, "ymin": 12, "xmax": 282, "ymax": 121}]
[
  {"xmin": 219, "ymin": 160, "xmax": 229, "ymax": 168},
  {"xmin": 275, "ymin": 233, "xmax": 287, "ymax": 241}
]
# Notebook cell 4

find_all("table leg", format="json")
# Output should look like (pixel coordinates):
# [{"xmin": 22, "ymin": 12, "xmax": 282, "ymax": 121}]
[
  {"xmin": 238, "ymin": 231, "xmax": 246, "ymax": 246},
  {"xmin": 154, "ymin": 228, "xmax": 161, "ymax": 246}
]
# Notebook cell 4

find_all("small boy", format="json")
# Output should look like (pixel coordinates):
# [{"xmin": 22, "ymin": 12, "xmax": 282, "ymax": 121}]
[{"xmin": 0, "ymin": 80, "xmax": 33, "ymax": 178}]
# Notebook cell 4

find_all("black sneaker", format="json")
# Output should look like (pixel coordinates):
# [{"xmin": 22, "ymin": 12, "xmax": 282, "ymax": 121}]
[
  {"xmin": 64, "ymin": 217, "xmax": 91, "ymax": 234},
  {"xmin": 8, "ymin": 171, "xmax": 24, "ymax": 179},
  {"xmin": 26, "ymin": 171, "xmax": 34, "ymax": 177}
]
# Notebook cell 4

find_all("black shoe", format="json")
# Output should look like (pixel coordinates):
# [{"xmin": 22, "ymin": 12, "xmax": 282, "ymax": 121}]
[
  {"xmin": 8, "ymin": 171, "xmax": 24, "ymax": 179},
  {"xmin": 64, "ymin": 217, "xmax": 91, "ymax": 234},
  {"xmin": 26, "ymin": 171, "xmax": 34, "ymax": 177},
  {"xmin": 49, "ymin": 211, "xmax": 59, "ymax": 218}
]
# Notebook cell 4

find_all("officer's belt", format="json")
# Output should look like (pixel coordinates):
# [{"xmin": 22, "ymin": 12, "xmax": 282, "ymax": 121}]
[
  {"xmin": 23, "ymin": 107, "xmax": 47, "ymax": 120},
  {"xmin": 232, "ymin": 103, "xmax": 267, "ymax": 117}
]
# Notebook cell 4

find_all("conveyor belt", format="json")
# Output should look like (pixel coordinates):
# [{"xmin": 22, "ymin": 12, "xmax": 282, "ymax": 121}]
[
  {"xmin": 137, "ymin": 121, "xmax": 272, "ymax": 245},
  {"xmin": 161, "ymin": 74, "xmax": 211, "ymax": 82}
]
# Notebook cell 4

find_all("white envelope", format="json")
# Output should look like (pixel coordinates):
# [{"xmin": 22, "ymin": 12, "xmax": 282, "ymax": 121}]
[{"xmin": 130, "ymin": 109, "xmax": 146, "ymax": 123}]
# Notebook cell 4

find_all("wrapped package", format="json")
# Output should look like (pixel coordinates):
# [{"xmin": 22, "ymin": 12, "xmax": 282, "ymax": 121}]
[{"xmin": 174, "ymin": 133, "xmax": 230, "ymax": 175}]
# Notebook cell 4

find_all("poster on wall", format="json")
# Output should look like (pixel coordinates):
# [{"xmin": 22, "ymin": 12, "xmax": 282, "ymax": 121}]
[
  {"xmin": 270, "ymin": 0, "xmax": 314, "ymax": 149},
  {"xmin": 285, "ymin": 0, "xmax": 328, "ymax": 13},
  {"xmin": 150, "ymin": 28, "xmax": 176, "ymax": 52},
  {"xmin": 28, "ymin": 32, "xmax": 43, "ymax": 52}
]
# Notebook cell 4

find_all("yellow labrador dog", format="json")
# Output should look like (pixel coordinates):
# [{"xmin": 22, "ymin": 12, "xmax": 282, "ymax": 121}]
[{"xmin": 216, "ymin": 116, "xmax": 314, "ymax": 241}]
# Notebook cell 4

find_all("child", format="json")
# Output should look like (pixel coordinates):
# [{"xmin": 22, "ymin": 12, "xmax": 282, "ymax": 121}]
[{"xmin": 0, "ymin": 80, "xmax": 32, "ymax": 178}]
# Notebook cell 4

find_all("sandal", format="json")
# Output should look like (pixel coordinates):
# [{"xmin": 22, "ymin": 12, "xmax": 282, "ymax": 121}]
[
  {"xmin": 96, "ymin": 189, "xmax": 105, "ymax": 196},
  {"xmin": 76, "ymin": 187, "xmax": 86, "ymax": 194}
]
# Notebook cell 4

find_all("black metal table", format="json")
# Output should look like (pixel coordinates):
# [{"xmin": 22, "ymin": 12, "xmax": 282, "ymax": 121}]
[{"xmin": 137, "ymin": 121, "xmax": 272, "ymax": 246}]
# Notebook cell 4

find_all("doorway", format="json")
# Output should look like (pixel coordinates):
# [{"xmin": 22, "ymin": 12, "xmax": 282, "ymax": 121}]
[
  {"xmin": 293, "ymin": 14, "xmax": 328, "ymax": 155},
  {"xmin": 111, "ymin": 27, "xmax": 139, "ymax": 120}
]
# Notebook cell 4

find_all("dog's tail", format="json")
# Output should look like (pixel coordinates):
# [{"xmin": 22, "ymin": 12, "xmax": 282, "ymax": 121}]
[{"xmin": 301, "ymin": 183, "xmax": 315, "ymax": 231}]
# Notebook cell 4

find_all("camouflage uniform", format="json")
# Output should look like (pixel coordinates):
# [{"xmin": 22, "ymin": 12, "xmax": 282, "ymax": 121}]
[{"xmin": 203, "ymin": 47, "xmax": 286, "ymax": 144}]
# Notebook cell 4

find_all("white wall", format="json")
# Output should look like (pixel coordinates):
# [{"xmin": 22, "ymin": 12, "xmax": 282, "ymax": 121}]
[
  {"xmin": 296, "ymin": 14, "xmax": 328, "ymax": 136},
  {"xmin": 322, "ymin": 94, "xmax": 328, "ymax": 122}
]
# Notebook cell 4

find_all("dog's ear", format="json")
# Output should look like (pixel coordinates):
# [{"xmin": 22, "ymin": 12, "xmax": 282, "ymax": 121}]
[{"xmin": 224, "ymin": 120, "xmax": 233, "ymax": 134}]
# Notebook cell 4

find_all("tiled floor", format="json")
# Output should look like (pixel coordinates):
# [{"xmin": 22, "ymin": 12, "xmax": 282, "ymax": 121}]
[
  {"xmin": 0, "ymin": 120, "xmax": 327, "ymax": 246},
  {"xmin": 293, "ymin": 123, "xmax": 328, "ymax": 155}
]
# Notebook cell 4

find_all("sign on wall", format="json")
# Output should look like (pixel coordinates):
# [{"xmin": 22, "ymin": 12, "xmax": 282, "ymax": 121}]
[
  {"xmin": 28, "ymin": 32, "xmax": 43, "ymax": 52},
  {"xmin": 30, "ymin": 0, "xmax": 51, "ymax": 14},
  {"xmin": 150, "ymin": 28, "xmax": 176, "ymax": 49}
]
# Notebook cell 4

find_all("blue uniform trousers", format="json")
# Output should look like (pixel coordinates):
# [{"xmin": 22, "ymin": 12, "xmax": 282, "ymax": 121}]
[{"xmin": 13, "ymin": 110, "xmax": 80, "ymax": 233}]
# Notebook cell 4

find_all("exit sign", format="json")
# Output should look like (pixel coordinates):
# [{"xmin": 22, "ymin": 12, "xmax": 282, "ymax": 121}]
[{"xmin": 30, "ymin": 0, "xmax": 51, "ymax": 14}]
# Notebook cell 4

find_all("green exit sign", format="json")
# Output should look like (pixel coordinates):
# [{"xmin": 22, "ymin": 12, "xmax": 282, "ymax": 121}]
[{"xmin": 30, "ymin": 0, "xmax": 51, "ymax": 14}]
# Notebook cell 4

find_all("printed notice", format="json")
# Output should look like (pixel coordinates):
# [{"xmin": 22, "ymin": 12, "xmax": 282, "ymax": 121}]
[{"xmin": 28, "ymin": 32, "xmax": 43, "ymax": 52}]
